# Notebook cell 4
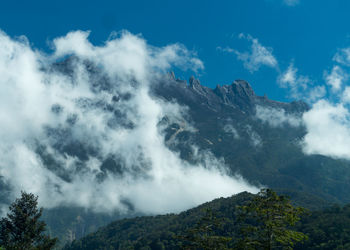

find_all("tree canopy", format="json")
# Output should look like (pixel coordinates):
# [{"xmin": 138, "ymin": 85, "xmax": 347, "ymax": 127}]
[
  {"xmin": 236, "ymin": 188, "xmax": 308, "ymax": 250},
  {"xmin": 0, "ymin": 191, "xmax": 57, "ymax": 250},
  {"xmin": 178, "ymin": 208, "xmax": 232, "ymax": 249}
]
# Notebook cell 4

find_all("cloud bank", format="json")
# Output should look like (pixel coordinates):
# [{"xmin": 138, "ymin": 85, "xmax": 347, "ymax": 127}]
[
  {"xmin": 299, "ymin": 44, "xmax": 350, "ymax": 160},
  {"xmin": 0, "ymin": 30, "xmax": 258, "ymax": 215},
  {"xmin": 324, "ymin": 65, "xmax": 348, "ymax": 92},
  {"xmin": 302, "ymin": 100, "xmax": 350, "ymax": 159}
]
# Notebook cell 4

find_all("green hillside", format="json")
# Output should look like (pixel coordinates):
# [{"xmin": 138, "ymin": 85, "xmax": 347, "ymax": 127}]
[{"xmin": 64, "ymin": 191, "xmax": 350, "ymax": 250}]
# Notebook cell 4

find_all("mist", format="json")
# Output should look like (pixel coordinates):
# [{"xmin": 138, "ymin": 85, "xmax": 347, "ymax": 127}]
[{"xmin": 0, "ymin": 30, "xmax": 258, "ymax": 215}]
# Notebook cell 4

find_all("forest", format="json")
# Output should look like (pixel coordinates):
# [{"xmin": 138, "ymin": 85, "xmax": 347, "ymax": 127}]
[
  {"xmin": 62, "ymin": 189, "xmax": 350, "ymax": 249},
  {"xmin": 2, "ymin": 189, "xmax": 348, "ymax": 249}
]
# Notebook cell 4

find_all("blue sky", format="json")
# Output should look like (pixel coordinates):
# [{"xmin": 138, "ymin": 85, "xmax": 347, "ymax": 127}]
[{"xmin": 1, "ymin": 0, "xmax": 350, "ymax": 101}]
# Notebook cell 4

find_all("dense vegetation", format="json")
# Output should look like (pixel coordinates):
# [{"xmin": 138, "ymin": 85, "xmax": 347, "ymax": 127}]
[
  {"xmin": 2, "ymin": 190, "xmax": 350, "ymax": 249},
  {"xmin": 64, "ymin": 190, "xmax": 350, "ymax": 250},
  {"xmin": 0, "ymin": 192, "xmax": 57, "ymax": 250},
  {"xmin": 295, "ymin": 204, "xmax": 350, "ymax": 249},
  {"xmin": 63, "ymin": 191, "xmax": 251, "ymax": 249},
  {"xmin": 235, "ymin": 189, "xmax": 307, "ymax": 249}
]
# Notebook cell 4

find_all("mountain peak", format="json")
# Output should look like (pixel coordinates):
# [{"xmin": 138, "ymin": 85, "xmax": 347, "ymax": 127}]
[
  {"xmin": 156, "ymin": 73, "xmax": 308, "ymax": 114},
  {"xmin": 189, "ymin": 75, "xmax": 201, "ymax": 87},
  {"xmin": 232, "ymin": 79, "xmax": 256, "ymax": 98},
  {"xmin": 212, "ymin": 80, "xmax": 256, "ymax": 110}
]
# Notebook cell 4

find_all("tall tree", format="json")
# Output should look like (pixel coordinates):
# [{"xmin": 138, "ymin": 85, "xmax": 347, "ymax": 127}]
[
  {"xmin": 236, "ymin": 189, "xmax": 307, "ymax": 250},
  {"xmin": 0, "ymin": 191, "xmax": 57, "ymax": 250}
]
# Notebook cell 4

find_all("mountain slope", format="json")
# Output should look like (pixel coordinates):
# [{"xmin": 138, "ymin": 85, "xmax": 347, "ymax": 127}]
[
  {"xmin": 152, "ymin": 75, "xmax": 350, "ymax": 204},
  {"xmin": 3, "ymin": 55, "xmax": 350, "ymax": 245}
]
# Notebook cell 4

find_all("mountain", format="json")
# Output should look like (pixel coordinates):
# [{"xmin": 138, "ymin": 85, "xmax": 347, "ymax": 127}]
[
  {"xmin": 41, "ymin": 70, "xmax": 350, "ymax": 245},
  {"xmin": 3, "ymin": 57, "xmax": 350, "ymax": 246},
  {"xmin": 152, "ymin": 74, "xmax": 350, "ymax": 204}
]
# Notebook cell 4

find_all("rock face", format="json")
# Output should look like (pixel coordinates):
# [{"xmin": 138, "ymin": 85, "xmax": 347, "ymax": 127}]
[
  {"xmin": 214, "ymin": 80, "xmax": 256, "ymax": 106},
  {"xmin": 153, "ymin": 75, "xmax": 309, "ymax": 115}
]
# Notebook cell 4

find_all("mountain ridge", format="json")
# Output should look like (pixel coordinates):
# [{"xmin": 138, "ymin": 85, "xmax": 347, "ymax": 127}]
[
  {"xmin": 152, "ymin": 73, "xmax": 350, "ymax": 205},
  {"xmin": 156, "ymin": 74, "xmax": 309, "ymax": 116}
]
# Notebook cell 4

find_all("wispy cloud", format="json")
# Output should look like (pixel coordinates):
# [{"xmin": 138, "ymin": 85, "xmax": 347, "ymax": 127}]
[
  {"xmin": 245, "ymin": 125, "xmax": 262, "ymax": 147},
  {"xmin": 341, "ymin": 86, "xmax": 350, "ymax": 104},
  {"xmin": 255, "ymin": 105, "xmax": 302, "ymax": 128},
  {"xmin": 275, "ymin": 61, "xmax": 327, "ymax": 102},
  {"xmin": 324, "ymin": 65, "xmax": 348, "ymax": 92},
  {"xmin": 219, "ymin": 33, "xmax": 325, "ymax": 103},
  {"xmin": 283, "ymin": 0, "xmax": 300, "ymax": 7},
  {"xmin": 218, "ymin": 34, "xmax": 278, "ymax": 73},
  {"xmin": 223, "ymin": 124, "xmax": 240, "ymax": 139},
  {"xmin": 333, "ymin": 47, "xmax": 350, "ymax": 66},
  {"xmin": 278, "ymin": 62, "xmax": 316, "ymax": 100},
  {"xmin": 308, "ymin": 85, "xmax": 327, "ymax": 102}
]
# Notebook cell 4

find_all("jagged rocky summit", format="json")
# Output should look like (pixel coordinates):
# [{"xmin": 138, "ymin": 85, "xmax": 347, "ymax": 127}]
[{"xmin": 154, "ymin": 74, "xmax": 309, "ymax": 115}]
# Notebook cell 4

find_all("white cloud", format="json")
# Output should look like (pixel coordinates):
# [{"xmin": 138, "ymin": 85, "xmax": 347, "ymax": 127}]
[
  {"xmin": 0, "ymin": 30, "xmax": 257, "ymax": 215},
  {"xmin": 277, "ymin": 62, "xmax": 326, "ymax": 102},
  {"xmin": 308, "ymin": 85, "xmax": 326, "ymax": 102},
  {"xmin": 278, "ymin": 63, "xmax": 309, "ymax": 99},
  {"xmin": 302, "ymin": 100, "xmax": 350, "ymax": 160},
  {"xmin": 294, "ymin": 48, "xmax": 350, "ymax": 160},
  {"xmin": 324, "ymin": 65, "xmax": 348, "ymax": 92},
  {"xmin": 342, "ymin": 86, "xmax": 350, "ymax": 104},
  {"xmin": 333, "ymin": 47, "xmax": 350, "ymax": 66},
  {"xmin": 283, "ymin": 0, "xmax": 300, "ymax": 6},
  {"xmin": 277, "ymin": 60, "xmax": 350, "ymax": 160},
  {"xmin": 255, "ymin": 105, "xmax": 302, "ymax": 127},
  {"xmin": 219, "ymin": 34, "xmax": 278, "ymax": 73},
  {"xmin": 246, "ymin": 125, "xmax": 262, "ymax": 147}
]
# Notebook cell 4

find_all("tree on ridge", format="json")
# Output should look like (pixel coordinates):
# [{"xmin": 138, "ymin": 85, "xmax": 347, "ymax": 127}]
[{"xmin": 0, "ymin": 191, "xmax": 57, "ymax": 250}]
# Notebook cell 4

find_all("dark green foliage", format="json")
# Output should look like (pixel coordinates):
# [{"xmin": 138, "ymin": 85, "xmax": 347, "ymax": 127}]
[
  {"xmin": 295, "ymin": 204, "xmax": 350, "ymax": 249},
  {"xmin": 178, "ymin": 208, "xmax": 232, "ymax": 249},
  {"xmin": 64, "ymin": 192, "xmax": 254, "ymax": 250},
  {"xmin": 235, "ymin": 189, "xmax": 307, "ymax": 249},
  {"xmin": 0, "ymin": 191, "xmax": 57, "ymax": 250},
  {"xmin": 64, "ymin": 189, "xmax": 350, "ymax": 250}
]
